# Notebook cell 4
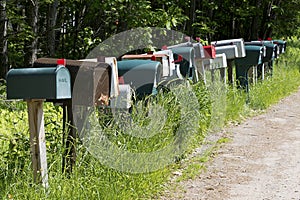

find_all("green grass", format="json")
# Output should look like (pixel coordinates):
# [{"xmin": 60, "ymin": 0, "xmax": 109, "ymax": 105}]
[{"xmin": 1, "ymin": 38, "xmax": 300, "ymax": 199}]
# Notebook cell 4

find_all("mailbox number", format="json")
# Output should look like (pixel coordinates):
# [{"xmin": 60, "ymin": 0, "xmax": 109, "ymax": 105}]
[{"xmin": 59, "ymin": 78, "xmax": 67, "ymax": 83}]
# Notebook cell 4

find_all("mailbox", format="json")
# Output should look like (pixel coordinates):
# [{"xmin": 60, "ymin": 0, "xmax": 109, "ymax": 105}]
[
  {"xmin": 122, "ymin": 52, "xmax": 172, "ymax": 78},
  {"xmin": 235, "ymin": 46, "xmax": 264, "ymax": 66},
  {"xmin": 212, "ymin": 38, "xmax": 246, "ymax": 58},
  {"xmin": 117, "ymin": 60, "xmax": 162, "ymax": 99},
  {"xmin": 202, "ymin": 53, "xmax": 227, "ymax": 83},
  {"xmin": 203, "ymin": 53, "xmax": 227, "ymax": 70},
  {"xmin": 7, "ymin": 66, "xmax": 71, "ymax": 100},
  {"xmin": 246, "ymin": 41, "xmax": 277, "ymax": 79},
  {"xmin": 262, "ymin": 42, "xmax": 276, "ymax": 62},
  {"xmin": 169, "ymin": 47, "xmax": 196, "ymax": 80},
  {"xmin": 167, "ymin": 42, "xmax": 205, "ymax": 82},
  {"xmin": 211, "ymin": 39, "xmax": 246, "ymax": 84},
  {"xmin": 167, "ymin": 42, "xmax": 205, "ymax": 59},
  {"xmin": 273, "ymin": 40, "xmax": 286, "ymax": 54},
  {"xmin": 154, "ymin": 50, "xmax": 176, "ymax": 78},
  {"xmin": 215, "ymin": 45, "xmax": 238, "ymax": 59},
  {"xmin": 235, "ymin": 45, "xmax": 264, "ymax": 92},
  {"xmin": 248, "ymin": 41, "xmax": 277, "ymax": 61}
]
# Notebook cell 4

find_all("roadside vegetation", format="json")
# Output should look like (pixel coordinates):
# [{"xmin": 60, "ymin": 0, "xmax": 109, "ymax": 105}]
[{"xmin": 0, "ymin": 39, "xmax": 300, "ymax": 199}]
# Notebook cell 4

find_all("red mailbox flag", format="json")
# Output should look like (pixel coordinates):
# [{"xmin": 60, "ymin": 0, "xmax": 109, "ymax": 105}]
[{"xmin": 57, "ymin": 59, "xmax": 66, "ymax": 66}]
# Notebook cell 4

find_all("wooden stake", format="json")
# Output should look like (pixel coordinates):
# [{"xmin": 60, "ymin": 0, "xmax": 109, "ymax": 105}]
[{"xmin": 27, "ymin": 99, "xmax": 48, "ymax": 189}]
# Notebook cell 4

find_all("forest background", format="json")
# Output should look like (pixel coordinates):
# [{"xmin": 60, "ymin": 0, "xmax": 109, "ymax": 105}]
[{"xmin": 0, "ymin": 0, "xmax": 300, "ymax": 78}]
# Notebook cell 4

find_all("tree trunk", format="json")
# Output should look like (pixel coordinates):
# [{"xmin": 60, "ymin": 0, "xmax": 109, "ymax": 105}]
[
  {"xmin": 258, "ymin": 1, "xmax": 269, "ymax": 39},
  {"xmin": 186, "ymin": 0, "xmax": 196, "ymax": 37},
  {"xmin": 24, "ymin": 0, "xmax": 39, "ymax": 67},
  {"xmin": 47, "ymin": 0, "xmax": 58, "ymax": 57},
  {"xmin": 32, "ymin": 0, "xmax": 38, "ymax": 64},
  {"xmin": 264, "ymin": 0, "xmax": 281, "ymax": 38},
  {"xmin": 0, "ymin": 0, "xmax": 8, "ymax": 79},
  {"xmin": 250, "ymin": 0, "xmax": 263, "ymax": 40},
  {"xmin": 231, "ymin": 2, "xmax": 236, "ymax": 38}
]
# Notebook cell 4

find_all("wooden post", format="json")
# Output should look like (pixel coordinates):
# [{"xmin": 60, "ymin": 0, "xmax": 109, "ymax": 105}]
[
  {"xmin": 27, "ymin": 99, "xmax": 48, "ymax": 189},
  {"xmin": 227, "ymin": 59, "xmax": 233, "ymax": 84},
  {"xmin": 220, "ymin": 67, "xmax": 227, "ymax": 84},
  {"xmin": 62, "ymin": 100, "xmax": 76, "ymax": 174}
]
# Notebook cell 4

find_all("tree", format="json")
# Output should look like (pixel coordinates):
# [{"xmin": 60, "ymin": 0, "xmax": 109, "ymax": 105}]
[
  {"xmin": 47, "ymin": 0, "xmax": 59, "ymax": 57},
  {"xmin": 0, "ymin": 0, "xmax": 8, "ymax": 79},
  {"xmin": 23, "ymin": 0, "xmax": 39, "ymax": 67}
]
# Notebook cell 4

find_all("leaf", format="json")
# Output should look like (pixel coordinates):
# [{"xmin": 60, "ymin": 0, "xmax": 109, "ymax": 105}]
[
  {"xmin": 166, "ymin": 21, "xmax": 171, "ymax": 30},
  {"xmin": 171, "ymin": 17, "xmax": 177, "ymax": 27}
]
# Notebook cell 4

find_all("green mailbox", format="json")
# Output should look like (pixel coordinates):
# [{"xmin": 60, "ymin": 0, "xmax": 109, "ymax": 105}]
[
  {"xmin": 7, "ymin": 66, "xmax": 71, "ymax": 100},
  {"xmin": 246, "ymin": 41, "xmax": 277, "ymax": 78},
  {"xmin": 117, "ymin": 60, "xmax": 162, "ymax": 99},
  {"xmin": 6, "ymin": 65, "xmax": 72, "ymax": 187},
  {"xmin": 246, "ymin": 41, "xmax": 276, "ymax": 62},
  {"xmin": 235, "ymin": 45, "xmax": 264, "ymax": 92}
]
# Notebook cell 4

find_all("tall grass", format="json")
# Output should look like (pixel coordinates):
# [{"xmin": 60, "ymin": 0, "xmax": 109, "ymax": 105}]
[{"xmin": 0, "ymin": 38, "xmax": 300, "ymax": 199}]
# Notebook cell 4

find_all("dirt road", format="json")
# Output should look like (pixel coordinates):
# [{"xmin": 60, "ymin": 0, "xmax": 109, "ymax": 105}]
[{"xmin": 164, "ymin": 88, "xmax": 300, "ymax": 199}]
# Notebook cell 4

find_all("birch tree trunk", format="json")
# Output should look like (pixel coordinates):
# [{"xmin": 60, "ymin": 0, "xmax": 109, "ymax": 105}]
[{"xmin": 0, "ymin": 0, "xmax": 8, "ymax": 79}]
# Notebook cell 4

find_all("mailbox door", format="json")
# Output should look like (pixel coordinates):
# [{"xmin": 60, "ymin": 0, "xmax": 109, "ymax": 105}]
[
  {"xmin": 193, "ymin": 43, "xmax": 206, "ymax": 59},
  {"xmin": 203, "ymin": 45, "xmax": 216, "ymax": 59},
  {"xmin": 263, "ymin": 43, "xmax": 276, "ymax": 62},
  {"xmin": 56, "ymin": 66, "xmax": 72, "ymax": 99}
]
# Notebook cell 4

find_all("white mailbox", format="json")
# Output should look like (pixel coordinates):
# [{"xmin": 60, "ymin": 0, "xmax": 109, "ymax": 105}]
[
  {"xmin": 215, "ymin": 45, "xmax": 238, "ymax": 60},
  {"xmin": 154, "ymin": 50, "xmax": 176, "ymax": 78},
  {"xmin": 212, "ymin": 38, "xmax": 246, "ymax": 58},
  {"xmin": 203, "ymin": 53, "xmax": 227, "ymax": 84},
  {"xmin": 203, "ymin": 53, "xmax": 227, "ymax": 70}
]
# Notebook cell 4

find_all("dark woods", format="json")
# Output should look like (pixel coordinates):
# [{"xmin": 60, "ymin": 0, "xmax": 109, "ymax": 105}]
[{"xmin": 0, "ymin": 0, "xmax": 299, "ymax": 78}]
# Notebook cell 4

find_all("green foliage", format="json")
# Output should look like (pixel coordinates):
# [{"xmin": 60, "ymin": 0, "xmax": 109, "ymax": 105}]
[
  {"xmin": 2, "ymin": 0, "xmax": 300, "ymax": 71},
  {"xmin": 249, "ymin": 41, "xmax": 300, "ymax": 109},
  {"xmin": 0, "ymin": 79, "xmax": 212, "ymax": 199}
]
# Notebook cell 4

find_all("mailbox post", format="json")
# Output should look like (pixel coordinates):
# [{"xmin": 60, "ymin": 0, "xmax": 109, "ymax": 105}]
[{"xmin": 6, "ymin": 66, "xmax": 72, "ymax": 188}]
